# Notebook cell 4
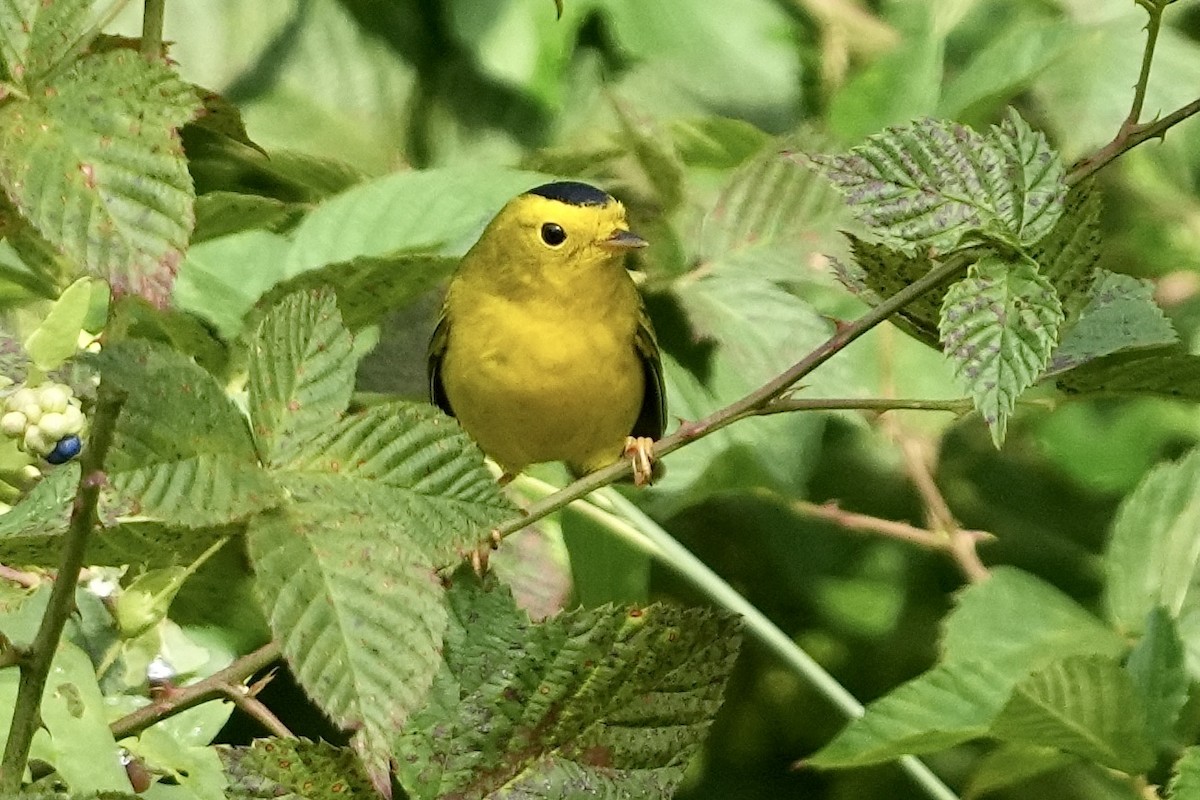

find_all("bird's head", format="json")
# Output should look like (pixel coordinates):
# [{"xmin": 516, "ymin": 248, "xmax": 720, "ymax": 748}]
[{"xmin": 488, "ymin": 181, "xmax": 646, "ymax": 283}]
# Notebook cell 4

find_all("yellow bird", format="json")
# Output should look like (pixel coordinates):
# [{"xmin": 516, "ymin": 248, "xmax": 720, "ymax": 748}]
[{"xmin": 428, "ymin": 181, "xmax": 664, "ymax": 485}]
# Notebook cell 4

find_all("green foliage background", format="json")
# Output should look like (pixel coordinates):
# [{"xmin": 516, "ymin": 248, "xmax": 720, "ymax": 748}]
[{"xmin": 3, "ymin": 0, "xmax": 1200, "ymax": 798}]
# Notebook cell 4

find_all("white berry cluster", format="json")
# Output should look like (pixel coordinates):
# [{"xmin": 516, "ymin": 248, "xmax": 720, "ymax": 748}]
[{"xmin": 1, "ymin": 382, "xmax": 85, "ymax": 464}]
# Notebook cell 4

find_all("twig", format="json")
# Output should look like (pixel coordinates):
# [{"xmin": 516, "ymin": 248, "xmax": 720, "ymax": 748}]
[
  {"xmin": 784, "ymin": 497, "xmax": 961, "ymax": 550},
  {"xmin": 218, "ymin": 680, "xmax": 294, "ymax": 740},
  {"xmin": 756, "ymin": 397, "xmax": 975, "ymax": 416},
  {"xmin": 110, "ymin": 640, "xmax": 281, "ymax": 740},
  {"xmin": 477, "ymin": 250, "xmax": 976, "ymax": 553},
  {"xmin": 1068, "ymin": 1, "xmax": 1200, "ymax": 186},
  {"xmin": 898, "ymin": 436, "xmax": 989, "ymax": 583},
  {"xmin": 141, "ymin": 0, "xmax": 167, "ymax": 60},
  {"xmin": 0, "ymin": 385, "xmax": 124, "ymax": 791}
]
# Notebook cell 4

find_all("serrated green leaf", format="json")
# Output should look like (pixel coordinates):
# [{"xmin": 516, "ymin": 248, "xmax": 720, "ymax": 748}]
[
  {"xmin": 1126, "ymin": 607, "xmax": 1187, "ymax": 749},
  {"xmin": 940, "ymin": 256, "xmax": 1063, "ymax": 446},
  {"xmin": 173, "ymin": 230, "xmax": 293, "ymax": 340},
  {"xmin": 247, "ymin": 503, "xmax": 448, "ymax": 790},
  {"xmin": 1106, "ymin": 448, "xmax": 1200, "ymax": 678},
  {"xmin": 990, "ymin": 655, "xmax": 1153, "ymax": 773},
  {"xmin": 1055, "ymin": 347, "xmax": 1200, "ymax": 399},
  {"xmin": 98, "ymin": 339, "xmax": 255, "ymax": 469},
  {"xmin": 0, "ymin": 0, "xmax": 95, "ymax": 88},
  {"xmin": 23, "ymin": 277, "xmax": 95, "ymax": 370},
  {"xmin": 965, "ymin": 742, "xmax": 1074, "ymax": 799},
  {"xmin": 1171, "ymin": 747, "xmax": 1200, "ymax": 800},
  {"xmin": 989, "ymin": 109, "xmax": 1065, "ymax": 246},
  {"xmin": 395, "ymin": 578, "xmax": 740, "ymax": 800},
  {"xmin": 1047, "ymin": 270, "xmax": 1178, "ymax": 375},
  {"xmin": 101, "ymin": 453, "xmax": 283, "ymax": 529},
  {"xmin": 0, "ymin": 51, "xmax": 200, "ymax": 306},
  {"xmin": 258, "ymin": 253, "xmax": 458, "ymax": 333},
  {"xmin": 220, "ymin": 738, "xmax": 374, "ymax": 799},
  {"xmin": 941, "ymin": 567, "xmax": 1125, "ymax": 670},
  {"xmin": 835, "ymin": 235, "xmax": 945, "ymax": 347},
  {"xmin": 809, "ymin": 659, "xmax": 1011, "ymax": 768},
  {"xmin": 279, "ymin": 401, "xmax": 514, "ymax": 564},
  {"xmin": 813, "ymin": 119, "xmax": 1003, "ymax": 252},
  {"xmin": 699, "ymin": 135, "xmax": 846, "ymax": 279},
  {"xmin": 612, "ymin": 100, "xmax": 684, "ymax": 213},
  {"xmin": 1030, "ymin": 180, "xmax": 1101, "ymax": 318},
  {"xmin": 247, "ymin": 289, "xmax": 354, "ymax": 467}
]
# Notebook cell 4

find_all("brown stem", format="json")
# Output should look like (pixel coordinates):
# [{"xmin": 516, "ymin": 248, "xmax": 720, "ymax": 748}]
[
  {"xmin": 110, "ymin": 641, "xmax": 281, "ymax": 740},
  {"xmin": 0, "ymin": 565, "xmax": 39, "ymax": 589},
  {"xmin": 0, "ymin": 386, "xmax": 123, "ymax": 791},
  {"xmin": 218, "ymin": 681, "xmax": 294, "ymax": 739}
]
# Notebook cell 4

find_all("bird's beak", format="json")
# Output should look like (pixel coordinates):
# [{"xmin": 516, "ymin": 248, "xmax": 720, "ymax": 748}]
[{"xmin": 600, "ymin": 228, "xmax": 648, "ymax": 250}]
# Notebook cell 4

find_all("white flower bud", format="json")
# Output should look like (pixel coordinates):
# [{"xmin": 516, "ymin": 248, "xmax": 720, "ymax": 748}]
[
  {"xmin": 23, "ymin": 425, "xmax": 47, "ymax": 455},
  {"xmin": 37, "ymin": 385, "xmax": 69, "ymax": 414},
  {"xmin": 0, "ymin": 411, "xmax": 26, "ymax": 436},
  {"xmin": 20, "ymin": 404, "xmax": 40, "ymax": 425},
  {"xmin": 61, "ymin": 404, "xmax": 84, "ymax": 433},
  {"xmin": 6, "ymin": 388, "xmax": 35, "ymax": 413},
  {"xmin": 38, "ymin": 412, "xmax": 67, "ymax": 439}
]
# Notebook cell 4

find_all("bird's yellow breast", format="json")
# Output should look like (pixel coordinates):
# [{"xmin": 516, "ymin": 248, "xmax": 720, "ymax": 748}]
[{"xmin": 440, "ymin": 273, "xmax": 644, "ymax": 474}]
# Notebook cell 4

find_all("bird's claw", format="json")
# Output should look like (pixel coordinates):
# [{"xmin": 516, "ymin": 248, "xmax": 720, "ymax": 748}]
[
  {"xmin": 468, "ymin": 528, "xmax": 504, "ymax": 576},
  {"xmin": 624, "ymin": 436, "xmax": 656, "ymax": 487}
]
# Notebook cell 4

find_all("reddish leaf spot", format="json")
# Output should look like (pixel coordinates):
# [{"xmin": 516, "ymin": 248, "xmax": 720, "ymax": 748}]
[
  {"xmin": 79, "ymin": 163, "xmax": 96, "ymax": 189},
  {"xmin": 288, "ymin": 400, "xmax": 301, "ymax": 411}
]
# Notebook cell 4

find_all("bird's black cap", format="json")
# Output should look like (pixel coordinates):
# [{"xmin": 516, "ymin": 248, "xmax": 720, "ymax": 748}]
[{"xmin": 526, "ymin": 181, "xmax": 612, "ymax": 207}]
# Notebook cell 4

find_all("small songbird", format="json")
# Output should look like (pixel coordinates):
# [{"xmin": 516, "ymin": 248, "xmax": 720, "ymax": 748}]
[{"xmin": 428, "ymin": 181, "xmax": 665, "ymax": 486}]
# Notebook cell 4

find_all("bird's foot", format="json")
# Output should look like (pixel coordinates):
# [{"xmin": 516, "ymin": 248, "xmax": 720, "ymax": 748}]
[
  {"xmin": 624, "ymin": 436, "xmax": 657, "ymax": 487},
  {"xmin": 468, "ymin": 528, "xmax": 504, "ymax": 576}
]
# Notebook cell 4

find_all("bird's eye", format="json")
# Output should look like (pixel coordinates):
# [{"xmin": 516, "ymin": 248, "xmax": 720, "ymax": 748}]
[{"xmin": 540, "ymin": 222, "xmax": 567, "ymax": 247}]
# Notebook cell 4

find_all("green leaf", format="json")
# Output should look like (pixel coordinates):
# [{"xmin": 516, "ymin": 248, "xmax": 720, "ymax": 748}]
[
  {"xmin": 989, "ymin": 109, "xmax": 1066, "ymax": 247},
  {"xmin": 192, "ymin": 191, "xmax": 306, "ymax": 244},
  {"xmin": 699, "ymin": 135, "xmax": 847, "ymax": 280},
  {"xmin": 941, "ymin": 567, "xmax": 1125, "ymax": 670},
  {"xmin": 0, "ymin": 51, "xmax": 200, "ymax": 306},
  {"xmin": 1106, "ymin": 448, "xmax": 1200, "ymax": 677},
  {"xmin": 1055, "ymin": 348, "xmax": 1200, "ymax": 400},
  {"xmin": 1031, "ymin": 181, "xmax": 1102, "ymax": 317},
  {"xmin": 0, "ymin": 640, "xmax": 130, "ymax": 791},
  {"xmin": 809, "ymin": 659, "xmax": 1012, "ymax": 768},
  {"xmin": 965, "ymin": 743, "xmax": 1074, "ymax": 799},
  {"xmin": 834, "ymin": 235, "xmax": 945, "ymax": 347},
  {"xmin": 1171, "ymin": 747, "xmax": 1200, "ymax": 800},
  {"xmin": 0, "ymin": 461, "xmax": 75, "ymax": 564},
  {"xmin": 394, "ymin": 578, "xmax": 741, "ymax": 800},
  {"xmin": 258, "ymin": 253, "xmax": 459, "ymax": 334},
  {"xmin": 990, "ymin": 655, "xmax": 1153, "ymax": 773},
  {"xmin": 220, "ymin": 738, "xmax": 375, "ymax": 799},
  {"xmin": 247, "ymin": 289, "xmax": 354, "ymax": 467},
  {"xmin": 938, "ymin": 21, "xmax": 1075, "ymax": 119},
  {"xmin": 813, "ymin": 119, "xmax": 996, "ymax": 253},
  {"xmin": 668, "ymin": 117, "xmax": 772, "ymax": 170},
  {"xmin": 0, "ymin": 0, "xmax": 95, "ymax": 88},
  {"xmin": 939, "ymin": 256, "xmax": 1064, "ymax": 446},
  {"xmin": 100, "ymin": 453, "xmax": 282, "ymax": 529},
  {"xmin": 279, "ymin": 401, "xmax": 515, "ymax": 564},
  {"xmin": 98, "ymin": 339, "xmax": 255, "ymax": 469},
  {"xmin": 1126, "ymin": 607, "xmax": 1187, "ymax": 750},
  {"xmin": 247, "ymin": 503, "xmax": 448, "ymax": 790},
  {"xmin": 1047, "ymin": 270, "xmax": 1177, "ymax": 375},
  {"xmin": 23, "ymin": 277, "xmax": 95, "ymax": 371}
]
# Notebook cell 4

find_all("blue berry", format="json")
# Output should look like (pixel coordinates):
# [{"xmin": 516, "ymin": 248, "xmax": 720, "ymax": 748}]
[{"xmin": 46, "ymin": 435, "xmax": 82, "ymax": 465}]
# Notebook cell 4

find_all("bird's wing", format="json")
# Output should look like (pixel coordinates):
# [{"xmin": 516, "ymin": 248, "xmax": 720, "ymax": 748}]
[
  {"xmin": 632, "ymin": 301, "xmax": 666, "ymax": 440},
  {"xmin": 427, "ymin": 311, "xmax": 455, "ymax": 418}
]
